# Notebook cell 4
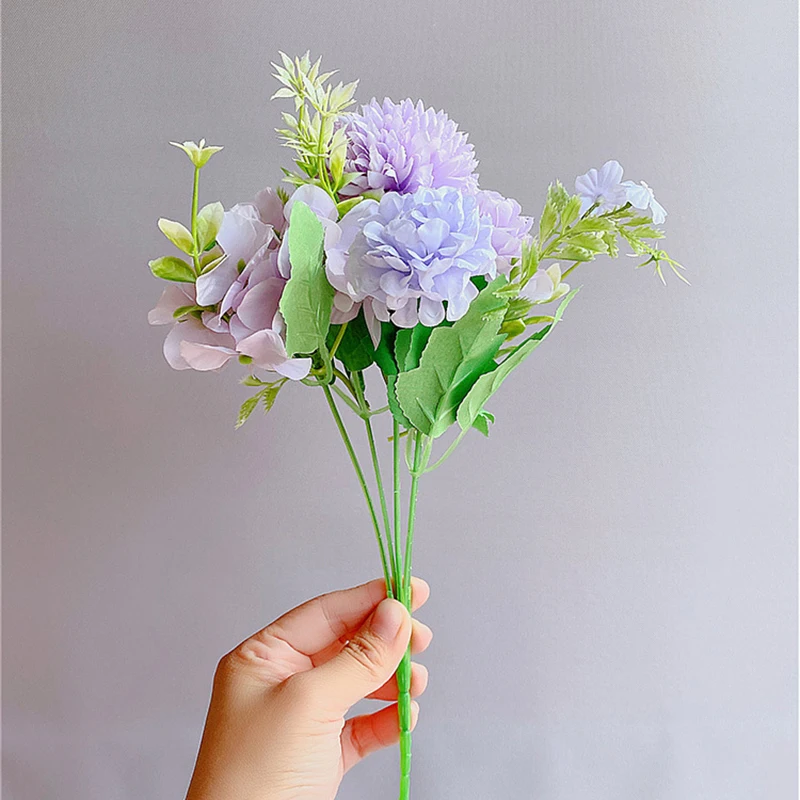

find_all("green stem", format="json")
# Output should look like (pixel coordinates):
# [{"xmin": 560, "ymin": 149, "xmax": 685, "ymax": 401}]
[
  {"xmin": 397, "ymin": 432, "xmax": 428, "ymax": 800},
  {"xmin": 560, "ymin": 260, "xmax": 582, "ymax": 279},
  {"xmin": 329, "ymin": 322, "xmax": 348, "ymax": 361},
  {"xmin": 353, "ymin": 373, "xmax": 398, "ymax": 592},
  {"xmin": 190, "ymin": 165, "xmax": 201, "ymax": 275},
  {"xmin": 321, "ymin": 385, "xmax": 393, "ymax": 597},
  {"xmin": 392, "ymin": 418, "xmax": 402, "ymax": 598}
]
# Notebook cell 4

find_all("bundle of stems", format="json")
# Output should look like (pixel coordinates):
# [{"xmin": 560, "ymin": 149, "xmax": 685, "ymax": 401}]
[{"xmin": 321, "ymin": 372, "xmax": 432, "ymax": 800}]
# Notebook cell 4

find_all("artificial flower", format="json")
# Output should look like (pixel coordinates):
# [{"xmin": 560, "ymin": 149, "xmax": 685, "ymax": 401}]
[
  {"xmin": 575, "ymin": 160, "xmax": 627, "ymax": 214},
  {"xmin": 622, "ymin": 180, "xmax": 667, "ymax": 224},
  {"xmin": 330, "ymin": 187, "xmax": 496, "ymax": 328},
  {"xmin": 521, "ymin": 263, "xmax": 570, "ymax": 304},
  {"xmin": 476, "ymin": 190, "xmax": 533, "ymax": 275},
  {"xmin": 343, "ymin": 98, "xmax": 479, "ymax": 196}
]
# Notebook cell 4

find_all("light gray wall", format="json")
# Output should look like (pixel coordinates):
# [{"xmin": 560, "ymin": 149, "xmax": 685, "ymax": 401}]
[{"xmin": 3, "ymin": 0, "xmax": 797, "ymax": 798}]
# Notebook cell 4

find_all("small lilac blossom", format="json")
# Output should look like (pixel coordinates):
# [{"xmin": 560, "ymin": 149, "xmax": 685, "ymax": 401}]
[
  {"xmin": 575, "ymin": 160, "xmax": 626, "ymax": 214},
  {"xmin": 343, "ymin": 98, "xmax": 479, "ymax": 196},
  {"xmin": 520, "ymin": 264, "xmax": 570, "ymax": 305},
  {"xmin": 622, "ymin": 180, "xmax": 667, "ymax": 224},
  {"xmin": 476, "ymin": 190, "xmax": 533, "ymax": 275},
  {"xmin": 196, "ymin": 195, "xmax": 279, "ymax": 306},
  {"xmin": 328, "ymin": 187, "xmax": 496, "ymax": 329},
  {"xmin": 149, "ymin": 284, "xmax": 238, "ymax": 371}
]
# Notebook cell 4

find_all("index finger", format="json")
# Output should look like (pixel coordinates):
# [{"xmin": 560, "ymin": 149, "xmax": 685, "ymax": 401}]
[{"xmin": 256, "ymin": 577, "xmax": 430, "ymax": 658}]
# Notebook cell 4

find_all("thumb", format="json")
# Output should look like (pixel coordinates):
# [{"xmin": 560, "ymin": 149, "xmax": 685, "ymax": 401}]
[{"xmin": 304, "ymin": 598, "xmax": 411, "ymax": 713}]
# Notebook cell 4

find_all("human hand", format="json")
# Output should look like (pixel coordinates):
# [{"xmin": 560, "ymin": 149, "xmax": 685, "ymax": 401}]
[{"xmin": 185, "ymin": 578, "xmax": 433, "ymax": 800}]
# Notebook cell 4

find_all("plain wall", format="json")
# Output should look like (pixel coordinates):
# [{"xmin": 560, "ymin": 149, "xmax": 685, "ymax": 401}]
[{"xmin": 3, "ymin": 0, "xmax": 797, "ymax": 798}]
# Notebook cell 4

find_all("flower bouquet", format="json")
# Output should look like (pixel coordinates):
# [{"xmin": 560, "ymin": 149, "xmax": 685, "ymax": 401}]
[{"xmin": 148, "ymin": 52, "xmax": 683, "ymax": 799}]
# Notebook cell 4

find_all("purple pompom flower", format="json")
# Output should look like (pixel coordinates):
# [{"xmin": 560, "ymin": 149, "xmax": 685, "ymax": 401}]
[
  {"xmin": 327, "ymin": 187, "xmax": 496, "ymax": 329},
  {"xmin": 343, "ymin": 98, "xmax": 479, "ymax": 196},
  {"xmin": 476, "ymin": 190, "xmax": 533, "ymax": 275}
]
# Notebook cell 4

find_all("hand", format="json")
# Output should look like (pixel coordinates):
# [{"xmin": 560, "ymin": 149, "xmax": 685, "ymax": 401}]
[{"xmin": 185, "ymin": 578, "xmax": 433, "ymax": 800}]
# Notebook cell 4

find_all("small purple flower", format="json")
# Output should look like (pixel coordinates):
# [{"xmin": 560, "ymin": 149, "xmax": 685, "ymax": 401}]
[
  {"xmin": 575, "ymin": 160, "xmax": 626, "ymax": 214},
  {"xmin": 343, "ymin": 98, "xmax": 479, "ymax": 196},
  {"xmin": 622, "ymin": 180, "xmax": 667, "ymax": 224},
  {"xmin": 327, "ymin": 187, "xmax": 497, "ymax": 328},
  {"xmin": 476, "ymin": 190, "xmax": 533, "ymax": 275}
]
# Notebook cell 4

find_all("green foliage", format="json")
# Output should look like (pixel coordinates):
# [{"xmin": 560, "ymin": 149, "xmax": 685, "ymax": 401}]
[
  {"xmin": 456, "ymin": 289, "xmax": 579, "ymax": 433},
  {"xmin": 149, "ymin": 255, "xmax": 196, "ymax": 283},
  {"xmin": 158, "ymin": 218, "xmax": 194, "ymax": 254},
  {"xmin": 280, "ymin": 201, "xmax": 334, "ymax": 357},
  {"xmin": 328, "ymin": 313, "xmax": 375, "ymax": 372},
  {"xmin": 196, "ymin": 202, "xmax": 224, "ymax": 251},
  {"xmin": 395, "ymin": 278, "xmax": 509, "ymax": 437},
  {"xmin": 394, "ymin": 324, "xmax": 434, "ymax": 372},
  {"xmin": 271, "ymin": 52, "xmax": 358, "ymax": 194},
  {"xmin": 471, "ymin": 409, "xmax": 495, "ymax": 437},
  {"xmin": 236, "ymin": 377, "xmax": 287, "ymax": 428},
  {"xmin": 374, "ymin": 323, "xmax": 399, "ymax": 376}
]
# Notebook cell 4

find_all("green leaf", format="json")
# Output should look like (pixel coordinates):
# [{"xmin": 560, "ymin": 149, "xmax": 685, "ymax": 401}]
[
  {"xmin": 387, "ymin": 374, "xmax": 413, "ymax": 428},
  {"xmin": 539, "ymin": 200, "xmax": 558, "ymax": 242},
  {"xmin": 472, "ymin": 409, "xmax": 495, "ymax": 437},
  {"xmin": 567, "ymin": 233, "xmax": 608, "ymax": 253},
  {"xmin": 149, "ymin": 255, "xmax": 196, "ymax": 283},
  {"xmin": 456, "ymin": 289, "xmax": 579, "ymax": 432},
  {"xmin": 560, "ymin": 195, "xmax": 582, "ymax": 228},
  {"xmin": 196, "ymin": 202, "xmax": 224, "ymax": 251},
  {"xmin": 241, "ymin": 374, "xmax": 265, "ymax": 387},
  {"xmin": 158, "ymin": 218, "xmax": 194, "ymax": 254},
  {"xmin": 235, "ymin": 393, "xmax": 261, "ymax": 429},
  {"xmin": 261, "ymin": 381, "xmax": 284, "ymax": 413},
  {"xmin": 173, "ymin": 304, "xmax": 205, "ymax": 319},
  {"xmin": 374, "ymin": 323, "xmax": 398, "ymax": 376},
  {"xmin": 395, "ymin": 277, "xmax": 509, "ymax": 437},
  {"xmin": 328, "ymin": 313, "xmax": 375, "ymax": 372},
  {"xmin": 394, "ymin": 324, "xmax": 433, "ymax": 372},
  {"xmin": 572, "ymin": 217, "xmax": 615, "ymax": 233},
  {"xmin": 279, "ymin": 201, "xmax": 334, "ymax": 356},
  {"xmin": 547, "ymin": 181, "xmax": 569, "ymax": 212},
  {"xmin": 336, "ymin": 196, "xmax": 364, "ymax": 218},
  {"xmin": 554, "ymin": 245, "xmax": 594, "ymax": 262}
]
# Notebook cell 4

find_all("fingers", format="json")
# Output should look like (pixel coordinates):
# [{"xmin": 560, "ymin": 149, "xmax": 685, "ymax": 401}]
[
  {"xmin": 256, "ymin": 577, "xmax": 429, "ymax": 660},
  {"xmin": 341, "ymin": 701, "xmax": 420, "ymax": 774},
  {"xmin": 298, "ymin": 598, "xmax": 412, "ymax": 713},
  {"xmin": 366, "ymin": 661, "xmax": 428, "ymax": 702}
]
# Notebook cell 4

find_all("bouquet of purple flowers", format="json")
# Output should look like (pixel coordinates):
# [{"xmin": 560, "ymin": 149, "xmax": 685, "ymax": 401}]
[{"xmin": 148, "ymin": 52, "xmax": 683, "ymax": 799}]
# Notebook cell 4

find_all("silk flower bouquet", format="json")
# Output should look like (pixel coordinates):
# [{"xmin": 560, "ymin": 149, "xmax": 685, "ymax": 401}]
[{"xmin": 147, "ymin": 52, "xmax": 684, "ymax": 799}]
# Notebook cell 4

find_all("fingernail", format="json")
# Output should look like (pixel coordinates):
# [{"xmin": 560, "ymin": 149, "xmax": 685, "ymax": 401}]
[{"xmin": 371, "ymin": 598, "xmax": 406, "ymax": 640}]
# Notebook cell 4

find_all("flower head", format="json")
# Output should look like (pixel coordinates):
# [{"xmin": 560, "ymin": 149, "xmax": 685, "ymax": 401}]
[
  {"xmin": 622, "ymin": 180, "xmax": 667, "ymax": 224},
  {"xmin": 476, "ymin": 190, "xmax": 533, "ymax": 275},
  {"xmin": 575, "ymin": 160, "xmax": 626, "ymax": 214},
  {"xmin": 343, "ymin": 98, "xmax": 479, "ymax": 196},
  {"xmin": 327, "ymin": 187, "xmax": 496, "ymax": 328},
  {"xmin": 520, "ymin": 264, "xmax": 570, "ymax": 305}
]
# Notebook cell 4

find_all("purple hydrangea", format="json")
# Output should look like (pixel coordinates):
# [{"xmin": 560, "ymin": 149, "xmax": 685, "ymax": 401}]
[
  {"xmin": 476, "ymin": 190, "xmax": 533, "ymax": 275},
  {"xmin": 343, "ymin": 98, "xmax": 479, "ymax": 196},
  {"xmin": 327, "ymin": 188, "xmax": 497, "ymax": 328}
]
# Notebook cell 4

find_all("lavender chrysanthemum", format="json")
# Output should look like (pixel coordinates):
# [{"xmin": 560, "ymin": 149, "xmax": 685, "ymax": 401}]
[
  {"xmin": 476, "ymin": 190, "xmax": 533, "ymax": 275},
  {"xmin": 327, "ymin": 188, "xmax": 496, "ymax": 328},
  {"xmin": 343, "ymin": 98, "xmax": 479, "ymax": 196}
]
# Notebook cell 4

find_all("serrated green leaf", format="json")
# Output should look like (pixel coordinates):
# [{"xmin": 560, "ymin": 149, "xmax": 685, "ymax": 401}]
[
  {"xmin": 567, "ymin": 233, "xmax": 608, "ymax": 253},
  {"xmin": 241, "ymin": 374, "xmax": 265, "ymax": 387},
  {"xmin": 158, "ymin": 218, "xmax": 194, "ymax": 254},
  {"xmin": 149, "ymin": 255, "xmax": 196, "ymax": 283},
  {"xmin": 560, "ymin": 195, "xmax": 582, "ymax": 228},
  {"xmin": 395, "ymin": 277, "xmax": 509, "ymax": 437},
  {"xmin": 457, "ymin": 289, "xmax": 580, "ymax": 432},
  {"xmin": 572, "ymin": 217, "xmax": 615, "ymax": 233},
  {"xmin": 387, "ymin": 374, "xmax": 414, "ymax": 428},
  {"xmin": 279, "ymin": 201, "xmax": 333, "ymax": 356},
  {"xmin": 547, "ymin": 181, "xmax": 569, "ymax": 212},
  {"xmin": 235, "ymin": 393, "xmax": 261, "ymax": 429},
  {"xmin": 555, "ymin": 245, "xmax": 594, "ymax": 262},
  {"xmin": 196, "ymin": 202, "xmax": 224, "ymax": 251},
  {"xmin": 630, "ymin": 226, "xmax": 665, "ymax": 240},
  {"xmin": 261, "ymin": 381, "xmax": 283, "ymax": 413},
  {"xmin": 539, "ymin": 201, "xmax": 558, "ymax": 242}
]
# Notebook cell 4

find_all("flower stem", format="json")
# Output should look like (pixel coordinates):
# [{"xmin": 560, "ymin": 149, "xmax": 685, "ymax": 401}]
[
  {"xmin": 322, "ymin": 385, "xmax": 393, "ymax": 597},
  {"xmin": 190, "ymin": 165, "xmax": 201, "ymax": 275}
]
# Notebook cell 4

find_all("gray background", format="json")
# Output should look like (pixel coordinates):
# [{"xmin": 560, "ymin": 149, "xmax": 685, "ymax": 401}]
[{"xmin": 3, "ymin": 0, "xmax": 797, "ymax": 798}]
